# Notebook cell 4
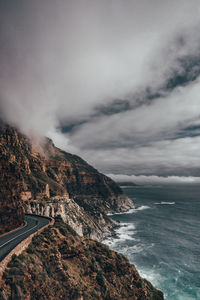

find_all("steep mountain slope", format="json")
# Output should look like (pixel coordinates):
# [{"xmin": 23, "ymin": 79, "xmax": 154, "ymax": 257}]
[
  {"xmin": 1, "ymin": 217, "xmax": 164, "ymax": 300},
  {"xmin": 0, "ymin": 131, "xmax": 24, "ymax": 234},
  {"xmin": 0, "ymin": 122, "xmax": 164, "ymax": 299},
  {"xmin": 0, "ymin": 122, "xmax": 133, "ymax": 239}
]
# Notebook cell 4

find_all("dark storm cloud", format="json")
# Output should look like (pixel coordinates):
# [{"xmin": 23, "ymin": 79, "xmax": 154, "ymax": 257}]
[
  {"xmin": 165, "ymin": 55, "xmax": 200, "ymax": 90},
  {"xmin": 61, "ymin": 48, "xmax": 200, "ymax": 138},
  {"xmin": 174, "ymin": 125, "xmax": 200, "ymax": 140},
  {"xmin": 61, "ymin": 99, "xmax": 132, "ymax": 135},
  {"xmin": 95, "ymin": 100, "xmax": 131, "ymax": 117},
  {"xmin": 1, "ymin": 0, "xmax": 200, "ymax": 182}
]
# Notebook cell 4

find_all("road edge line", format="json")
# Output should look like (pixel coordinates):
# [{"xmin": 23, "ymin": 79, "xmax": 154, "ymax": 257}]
[
  {"xmin": 0, "ymin": 215, "xmax": 54, "ymax": 281},
  {"xmin": 0, "ymin": 221, "xmax": 27, "ymax": 239}
]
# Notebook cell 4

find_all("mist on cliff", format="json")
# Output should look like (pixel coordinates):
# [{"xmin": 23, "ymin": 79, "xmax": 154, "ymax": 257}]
[{"xmin": 1, "ymin": 0, "xmax": 200, "ymax": 180}]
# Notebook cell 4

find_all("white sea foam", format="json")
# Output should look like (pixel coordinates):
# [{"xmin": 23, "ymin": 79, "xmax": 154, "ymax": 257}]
[
  {"xmin": 124, "ymin": 242, "xmax": 155, "ymax": 256},
  {"xmin": 107, "ymin": 210, "xmax": 134, "ymax": 216},
  {"xmin": 133, "ymin": 205, "xmax": 150, "ymax": 211},
  {"xmin": 123, "ymin": 244, "xmax": 145, "ymax": 254},
  {"xmin": 123, "ymin": 205, "xmax": 150, "ymax": 214},
  {"xmin": 107, "ymin": 205, "xmax": 150, "ymax": 216},
  {"xmin": 137, "ymin": 267, "xmax": 161, "ymax": 288},
  {"xmin": 115, "ymin": 223, "xmax": 136, "ymax": 241},
  {"xmin": 155, "ymin": 202, "xmax": 175, "ymax": 205},
  {"xmin": 119, "ymin": 222, "xmax": 136, "ymax": 229},
  {"xmin": 107, "ymin": 211, "xmax": 125, "ymax": 216},
  {"xmin": 103, "ymin": 222, "xmax": 137, "ymax": 247},
  {"xmin": 120, "ymin": 186, "xmax": 136, "ymax": 188}
]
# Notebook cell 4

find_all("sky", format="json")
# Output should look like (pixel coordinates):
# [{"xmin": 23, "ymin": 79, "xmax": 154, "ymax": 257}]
[{"xmin": 1, "ymin": 0, "xmax": 200, "ymax": 184}]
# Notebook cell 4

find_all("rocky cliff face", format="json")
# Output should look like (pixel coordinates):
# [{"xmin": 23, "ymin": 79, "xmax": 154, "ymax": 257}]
[
  {"xmin": 1, "ymin": 217, "xmax": 164, "ymax": 300},
  {"xmin": 25, "ymin": 197, "xmax": 115, "ymax": 241},
  {"xmin": 0, "ymin": 125, "xmax": 24, "ymax": 233},
  {"xmin": 0, "ymin": 122, "xmax": 134, "ymax": 239},
  {"xmin": 0, "ymin": 122, "xmax": 164, "ymax": 299}
]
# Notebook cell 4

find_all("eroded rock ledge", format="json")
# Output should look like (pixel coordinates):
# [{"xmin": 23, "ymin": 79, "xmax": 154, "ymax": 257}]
[{"xmin": 24, "ymin": 196, "xmax": 117, "ymax": 241}]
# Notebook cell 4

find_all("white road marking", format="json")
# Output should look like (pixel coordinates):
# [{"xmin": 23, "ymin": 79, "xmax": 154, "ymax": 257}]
[{"xmin": 0, "ymin": 219, "xmax": 38, "ymax": 249}]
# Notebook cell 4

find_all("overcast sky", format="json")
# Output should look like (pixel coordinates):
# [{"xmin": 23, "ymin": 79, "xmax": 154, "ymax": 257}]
[{"xmin": 1, "ymin": 0, "xmax": 200, "ymax": 183}]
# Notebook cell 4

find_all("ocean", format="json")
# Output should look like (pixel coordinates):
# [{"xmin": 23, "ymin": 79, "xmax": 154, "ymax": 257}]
[{"xmin": 104, "ymin": 185, "xmax": 200, "ymax": 300}]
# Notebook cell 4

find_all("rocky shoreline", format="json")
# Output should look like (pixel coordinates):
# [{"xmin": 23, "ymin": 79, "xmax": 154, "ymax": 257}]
[
  {"xmin": 103, "ymin": 208, "xmax": 134, "ymax": 243},
  {"xmin": 0, "ymin": 122, "xmax": 164, "ymax": 299},
  {"xmin": 0, "ymin": 217, "xmax": 164, "ymax": 300}
]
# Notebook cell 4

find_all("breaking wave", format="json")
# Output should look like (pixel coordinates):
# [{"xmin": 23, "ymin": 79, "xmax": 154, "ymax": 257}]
[
  {"xmin": 107, "ymin": 205, "xmax": 150, "ymax": 216},
  {"xmin": 155, "ymin": 202, "xmax": 175, "ymax": 205}
]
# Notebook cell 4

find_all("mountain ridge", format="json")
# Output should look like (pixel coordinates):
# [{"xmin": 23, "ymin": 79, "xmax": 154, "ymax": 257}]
[
  {"xmin": 0, "ymin": 121, "xmax": 164, "ymax": 299},
  {"xmin": 0, "ymin": 121, "xmax": 133, "ymax": 239}
]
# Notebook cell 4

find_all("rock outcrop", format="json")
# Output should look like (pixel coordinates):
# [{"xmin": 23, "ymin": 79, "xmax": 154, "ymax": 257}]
[
  {"xmin": 25, "ymin": 197, "xmax": 115, "ymax": 241},
  {"xmin": 0, "ymin": 122, "xmax": 134, "ymax": 239},
  {"xmin": 1, "ymin": 217, "xmax": 164, "ymax": 300}
]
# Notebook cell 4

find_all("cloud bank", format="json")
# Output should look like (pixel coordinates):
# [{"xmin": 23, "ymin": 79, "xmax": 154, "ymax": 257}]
[
  {"xmin": 1, "ymin": 0, "xmax": 200, "ymax": 182},
  {"xmin": 107, "ymin": 174, "xmax": 200, "ymax": 185}
]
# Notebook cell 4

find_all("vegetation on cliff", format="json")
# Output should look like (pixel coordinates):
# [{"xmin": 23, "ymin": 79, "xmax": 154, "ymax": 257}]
[
  {"xmin": 0, "ymin": 122, "xmax": 24, "ymax": 233},
  {"xmin": 0, "ymin": 121, "xmax": 133, "ymax": 239},
  {"xmin": 1, "ymin": 217, "xmax": 164, "ymax": 300},
  {"xmin": 0, "ymin": 122, "xmax": 164, "ymax": 298}
]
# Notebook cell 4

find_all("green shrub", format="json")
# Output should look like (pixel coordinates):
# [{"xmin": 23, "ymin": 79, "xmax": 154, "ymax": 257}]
[
  {"xmin": 62, "ymin": 263, "xmax": 68, "ymax": 271},
  {"xmin": 26, "ymin": 244, "xmax": 35, "ymax": 254},
  {"xmin": 32, "ymin": 235, "xmax": 43, "ymax": 246},
  {"xmin": 2, "ymin": 270, "xmax": 9, "ymax": 280},
  {"xmin": 7, "ymin": 260, "xmax": 20, "ymax": 268},
  {"xmin": 96, "ymin": 272, "xmax": 105, "ymax": 287},
  {"xmin": 11, "ymin": 254, "xmax": 17, "ymax": 260},
  {"xmin": 18, "ymin": 254, "xmax": 26, "ymax": 261},
  {"xmin": 9, "ymin": 267, "xmax": 24, "ymax": 276}
]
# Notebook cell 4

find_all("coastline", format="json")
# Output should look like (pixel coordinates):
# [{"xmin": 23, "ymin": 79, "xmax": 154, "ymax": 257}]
[
  {"xmin": 103, "ymin": 205, "xmax": 137, "ymax": 243},
  {"xmin": 104, "ymin": 185, "xmax": 200, "ymax": 299}
]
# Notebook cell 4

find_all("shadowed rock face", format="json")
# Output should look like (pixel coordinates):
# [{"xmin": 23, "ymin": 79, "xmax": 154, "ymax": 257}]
[
  {"xmin": 2, "ymin": 217, "xmax": 164, "ymax": 300},
  {"xmin": 0, "ymin": 164, "xmax": 24, "ymax": 233},
  {"xmin": 0, "ymin": 122, "xmax": 134, "ymax": 238},
  {"xmin": 0, "ymin": 124, "xmax": 24, "ymax": 233}
]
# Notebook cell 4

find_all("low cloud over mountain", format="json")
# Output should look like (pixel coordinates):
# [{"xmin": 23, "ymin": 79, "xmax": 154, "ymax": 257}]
[{"xmin": 1, "ymin": 0, "xmax": 200, "ymax": 181}]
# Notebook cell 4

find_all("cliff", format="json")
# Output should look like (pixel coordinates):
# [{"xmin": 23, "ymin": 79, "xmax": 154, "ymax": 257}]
[
  {"xmin": 0, "ymin": 128, "xmax": 24, "ymax": 234},
  {"xmin": 1, "ymin": 217, "xmax": 164, "ymax": 300},
  {"xmin": 0, "ymin": 122, "xmax": 164, "ymax": 299},
  {"xmin": 0, "ymin": 122, "xmax": 133, "ymax": 239}
]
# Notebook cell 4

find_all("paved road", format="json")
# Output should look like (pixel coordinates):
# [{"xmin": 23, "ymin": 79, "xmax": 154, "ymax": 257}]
[{"xmin": 0, "ymin": 215, "xmax": 50, "ymax": 262}]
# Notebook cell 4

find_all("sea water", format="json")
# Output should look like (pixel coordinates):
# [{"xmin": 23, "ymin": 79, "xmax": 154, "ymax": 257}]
[{"xmin": 104, "ymin": 185, "xmax": 200, "ymax": 300}]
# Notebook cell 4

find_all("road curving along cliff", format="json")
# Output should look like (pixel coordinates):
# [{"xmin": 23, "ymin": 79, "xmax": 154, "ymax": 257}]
[
  {"xmin": 0, "ymin": 121, "xmax": 134, "ymax": 241},
  {"xmin": 0, "ymin": 122, "xmax": 164, "ymax": 299},
  {"xmin": 0, "ymin": 215, "xmax": 50, "ymax": 262},
  {"xmin": 1, "ymin": 217, "xmax": 164, "ymax": 300}
]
